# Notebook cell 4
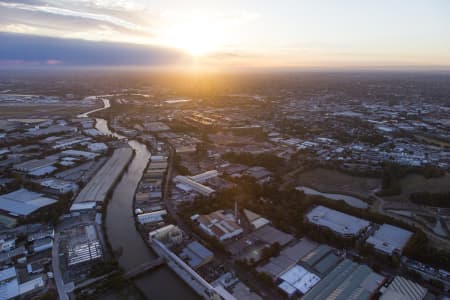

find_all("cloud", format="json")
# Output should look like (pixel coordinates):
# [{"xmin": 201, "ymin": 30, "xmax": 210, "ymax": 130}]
[
  {"xmin": 0, "ymin": 32, "xmax": 188, "ymax": 66},
  {"xmin": 0, "ymin": 1, "xmax": 143, "ymax": 31}
]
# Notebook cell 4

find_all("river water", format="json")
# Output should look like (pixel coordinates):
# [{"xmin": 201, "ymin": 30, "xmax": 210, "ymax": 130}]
[{"xmin": 83, "ymin": 99, "xmax": 199, "ymax": 299}]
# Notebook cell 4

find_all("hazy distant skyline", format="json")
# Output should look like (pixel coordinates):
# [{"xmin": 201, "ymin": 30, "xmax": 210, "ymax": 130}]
[{"xmin": 1, "ymin": 0, "xmax": 450, "ymax": 69}]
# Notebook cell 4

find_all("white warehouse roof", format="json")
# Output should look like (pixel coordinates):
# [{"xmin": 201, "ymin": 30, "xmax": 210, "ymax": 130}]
[
  {"xmin": 366, "ymin": 224, "xmax": 413, "ymax": 255},
  {"xmin": 306, "ymin": 206, "xmax": 370, "ymax": 237},
  {"xmin": 279, "ymin": 265, "xmax": 321, "ymax": 295}
]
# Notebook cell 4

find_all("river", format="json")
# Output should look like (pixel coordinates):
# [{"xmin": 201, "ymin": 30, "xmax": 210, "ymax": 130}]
[{"xmin": 82, "ymin": 98, "xmax": 199, "ymax": 299}]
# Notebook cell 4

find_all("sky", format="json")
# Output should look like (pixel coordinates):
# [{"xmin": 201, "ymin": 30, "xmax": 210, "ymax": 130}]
[{"xmin": 1, "ymin": 0, "xmax": 450, "ymax": 69}]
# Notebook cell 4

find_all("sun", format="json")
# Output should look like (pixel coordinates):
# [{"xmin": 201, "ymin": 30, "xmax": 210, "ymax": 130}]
[{"xmin": 162, "ymin": 18, "xmax": 220, "ymax": 56}]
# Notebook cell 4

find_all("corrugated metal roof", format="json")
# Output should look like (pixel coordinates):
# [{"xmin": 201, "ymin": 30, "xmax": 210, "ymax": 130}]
[
  {"xmin": 301, "ymin": 244, "xmax": 332, "ymax": 267},
  {"xmin": 303, "ymin": 259, "xmax": 384, "ymax": 300},
  {"xmin": 386, "ymin": 276, "xmax": 427, "ymax": 300},
  {"xmin": 0, "ymin": 189, "xmax": 57, "ymax": 216},
  {"xmin": 0, "ymin": 267, "xmax": 16, "ymax": 282}
]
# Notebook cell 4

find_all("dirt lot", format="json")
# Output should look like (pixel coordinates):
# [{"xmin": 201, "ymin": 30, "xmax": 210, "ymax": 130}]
[{"xmin": 294, "ymin": 168, "xmax": 381, "ymax": 199}]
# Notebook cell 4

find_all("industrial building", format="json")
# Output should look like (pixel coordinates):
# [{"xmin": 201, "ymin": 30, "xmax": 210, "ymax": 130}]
[
  {"xmin": 73, "ymin": 147, "xmax": 133, "ymax": 205},
  {"xmin": 0, "ymin": 267, "xmax": 45, "ymax": 299},
  {"xmin": 227, "ymin": 224, "xmax": 294, "ymax": 263},
  {"xmin": 27, "ymin": 124, "xmax": 76, "ymax": 136},
  {"xmin": 13, "ymin": 158, "xmax": 58, "ymax": 176},
  {"xmin": 302, "ymin": 259, "xmax": 385, "ymax": 300},
  {"xmin": 180, "ymin": 241, "xmax": 214, "ymax": 269},
  {"xmin": 251, "ymin": 225, "xmax": 294, "ymax": 247},
  {"xmin": 189, "ymin": 170, "xmax": 219, "ymax": 183},
  {"xmin": 149, "ymin": 224, "xmax": 184, "ymax": 245},
  {"xmin": 149, "ymin": 226, "xmax": 224, "ymax": 300},
  {"xmin": 243, "ymin": 209, "xmax": 270, "ymax": 230},
  {"xmin": 244, "ymin": 166, "xmax": 272, "ymax": 183},
  {"xmin": 143, "ymin": 121, "xmax": 170, "ymax": 132},
  {"xmin": 28, "ymin": 228, "xmax": 54, "ymax": 242},
  {"xmin": 0, "ymin": 246, "xmax": 27, "ymax": 265},
  {"xmin": 67, "ymin": 240, "xmax": 102, "ymax": 266},
  {"xmin": 379, "ymin": 276, "xmax": 427, "ymax": 300},
  {"xmin": 0, "ymin": 189, "xmax": 57, "ymax": 217},
  {"xmin": 137, "ymin": 210, "xmax": 167, "ymax": 225},
  {"xmin": 87, "ymin": 142, "xmax": 108, "ymax": 152},
  {"xmin": 193, "ymin": 210, "xmax": 243, "ymax": 241},
  {"xmin": 37, "ymin": 178, "xmax": 78, "ymax": 195},
  {"xmin": 278, "ymin": 265, "xmax": 321, "ymax": 297},
  {"xmin": 0, "ymin": 238, "xmax": 15, "ymax": 252},
  {"xmin": 32, "ymin": 237, "xmax": 53, "ymax": 253},
  {"xmin": 306, "ymin": 206, "xmax": 370, "ymax": 238},
  {"xmin": 174, "ymin": 175, "xmax": 215, "ymax": 196},
  {"xmin": 61, "ymin": 149, "xmax": 98, "ymax": 160},
  {"xmin": 366, "ymin": 224, "xmax": 413, "ymax": 256},
  {"xmin": 257, "ymin": 238, "xmax": 319, "ymax": 279},
  {"xmin": 300, "ymin": 245, "xmax": 342, "ymax": 276}
]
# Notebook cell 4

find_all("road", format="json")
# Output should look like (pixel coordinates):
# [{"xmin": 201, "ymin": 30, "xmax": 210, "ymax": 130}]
[{"xmin": 51, "ymin": 232, "xmax": 69, "ymax": 300}]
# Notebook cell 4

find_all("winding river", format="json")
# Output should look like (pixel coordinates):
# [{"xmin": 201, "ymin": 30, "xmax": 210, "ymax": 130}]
[{"xmin": 82, "ymin": 98, "xmax": 199, "ymax": 299}]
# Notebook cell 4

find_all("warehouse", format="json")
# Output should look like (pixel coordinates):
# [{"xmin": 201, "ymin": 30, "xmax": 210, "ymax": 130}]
[
  {"xmin": 27, "ymin": 124, "xmax": 76, "ymax": 137},
  {"xmin": 243, "ymin": 209, "xmax": 270, "ymax": 230},
  {"xmin": 0, "ymin": 267, "xmax": 45, "ymax": 299},
  {"xmin": 68, "ymin": 240, "xmax": 103, "ymax": 266},
  {"xmin": 379, "ymin": 276, "xmax": 427, "ymax": 300},
  {"xmin": 137, "ymin": 210, "xmax": 167, "ymax": 224},
  {"xmin": 278, "ymin": 265, "xmax": 321, "ymax": 297},
  {"xmin": 61, "ymin": 149, "xmax": 98, "ymax": 160},
  {"xmin": 37, "ymin": 178, "xmax": 78, "ymax": 195},
  {"xmin": 32, "ymin": 237, "xmax": 53, "ymax": 253},
  {"xmin": 13, "ymin": 158, "xmax": 57, "ymax": 173},
  {"xmin": 300, "ymin": 244, "xmax": 342, "ymax": 276},
  {"xmin": 302, "ymin": 259, "xmax": 385, "ymax": 300},
  {"xmin": 257, "ymin": 238, "xmax": 319, "ymax": 279},
  {"xmin": 306, "ymin": 206, "xmax": 370, "ymax": 238},
  {"xmin": 180, "ymin": 241, "xmax": 214, "ymax": 269},
  {"xmin": 73, "ymin": 147, "xmax": 133, "ymax": 204},
  {"xmin": 189, "ymin": 170, "xmax": 219, "ymax": 183},
  {"xmin": 366, "ymin": 224, "xmax": 413, "ymax": 256},
  {"xmin": 174, "ymin": 175, "xmax": 215, "ymax": 196},
  {"xmin": 194, "ymin": 210, "xmax": 243, "ymax": 241},
  {"xmin": 0, "ymin": 189, "xmax": 57, "ymax": 217}
]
